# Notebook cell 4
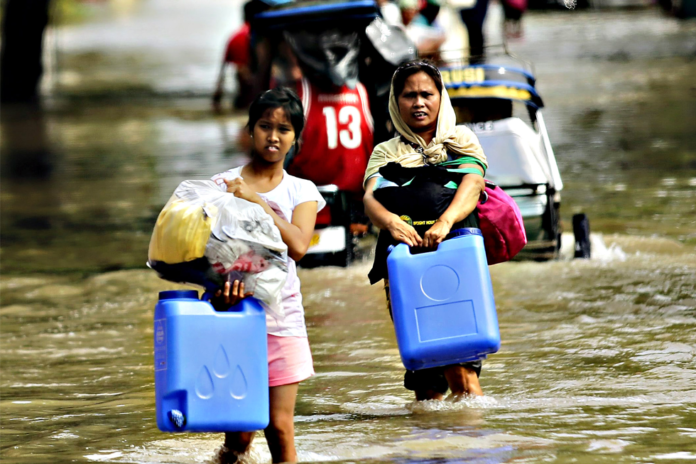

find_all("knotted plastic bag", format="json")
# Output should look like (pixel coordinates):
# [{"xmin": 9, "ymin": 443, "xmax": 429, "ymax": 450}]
[{"xmin": 148, "ymin": 180, "xmax": 288, "ymax": 318}]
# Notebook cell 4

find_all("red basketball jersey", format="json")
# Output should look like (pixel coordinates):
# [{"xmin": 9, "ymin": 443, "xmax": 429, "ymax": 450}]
[{"xmin": 288, "ymin": 78, "xmax": 374, "ymax": 195}]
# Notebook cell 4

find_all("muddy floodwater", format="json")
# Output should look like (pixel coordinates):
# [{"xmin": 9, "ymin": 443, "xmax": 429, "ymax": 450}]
[{"xmin": 1, "ymin": 1, "xmax": 695, "ymax": 463}]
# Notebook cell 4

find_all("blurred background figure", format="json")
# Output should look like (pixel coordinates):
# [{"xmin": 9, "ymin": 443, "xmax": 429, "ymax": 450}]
[
  {"xmin": 501, "ymin": 0, "xmax": 527, "ymax": 39},
  {"xmin": 399, "ymin": 0, "xmax": 446, "ymax": 57},
  {"xmin": 283, "ymin": 27, "xmax": 374, "ymax": 198},
  {"xmin": 399, "ymin": 0, "xmax": 421, "ymax": 27},
  {"xmin": 420, "ymin": 0, "xmax": 443, "ymax": 25},
  {"xmin": 458, "ymin": 0, "xmax": 489, "ymax": 63},
  {"xmin": 248, "ymin": 0, "xmax": 415, "ymax": 264},
  {"xmin": 212, "ymin": 0, "xmax": 264, "ymax": 112}
]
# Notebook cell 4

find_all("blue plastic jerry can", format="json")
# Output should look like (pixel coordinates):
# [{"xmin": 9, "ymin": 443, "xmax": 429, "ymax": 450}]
[
  {"xmin": 154, "ymin": 290, "xmax": 269, "ymax": 433},
  {"xmin": 386, "ymin": 228, "xmax": 500, "ymax": 371}
]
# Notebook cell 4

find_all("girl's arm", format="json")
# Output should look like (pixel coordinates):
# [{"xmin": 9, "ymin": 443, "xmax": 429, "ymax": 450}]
[
  {"xmin": 363, "ymin": 177, "xmax": 423, "ymax": 247},
  {"xmin": 422, "ymin": 163, "xmax": 485, "ymax": 248},
  {"xmin": 225, "ymin": 178, "xmax": 318, "ymax": 261},
  {"xmin": 261, "ymin": 200, "xmax": 318, "ymax": 262}
]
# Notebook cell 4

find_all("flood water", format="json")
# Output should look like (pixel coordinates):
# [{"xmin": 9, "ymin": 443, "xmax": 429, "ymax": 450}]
[{"xmin": 1, "ymin": 1, "xmax": 696, "ymax": 463}]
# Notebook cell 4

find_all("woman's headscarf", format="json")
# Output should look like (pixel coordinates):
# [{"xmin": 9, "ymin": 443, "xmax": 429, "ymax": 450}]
[{"xmin": 363, "ymin": 65, "xmax": 487, "ymax": 186}]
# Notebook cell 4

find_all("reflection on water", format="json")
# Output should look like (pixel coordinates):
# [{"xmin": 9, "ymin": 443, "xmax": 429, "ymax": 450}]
[
  {"xmin": 0, "ymin": 105, "xmax": 248, "ymax": 273},
  {"xmin": 1, "ymin": 2, "xmax": 695, "ymax": 463}
]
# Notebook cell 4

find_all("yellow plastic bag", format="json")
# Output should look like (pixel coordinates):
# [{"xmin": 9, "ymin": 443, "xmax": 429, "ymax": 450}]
[{"xmin": 148, "ymin": 196, "xmax": 218, "ymax": 264}]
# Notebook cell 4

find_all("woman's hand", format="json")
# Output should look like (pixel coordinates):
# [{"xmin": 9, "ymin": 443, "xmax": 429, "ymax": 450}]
[
  {"xmin": 387, "ymin": 214, "xmax": 423, "ymax": 247},
  {"xmin": 224, "ymin": 178, "xmax": 262, "ymax": 204},
  {"xmin": 214, "ymin": 280, "xmax": 254, "ymax": 308},
  {"xmin": 423, "ymin": 218, "xmax": 452, "ymax": 249}
]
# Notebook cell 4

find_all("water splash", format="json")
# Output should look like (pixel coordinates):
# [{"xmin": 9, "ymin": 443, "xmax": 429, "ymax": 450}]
[
  {"xmin": 590, "ymin": 234, "xmax": 627, "ymax": 262},
  {"xmin": 408, "ymin": 395, "xmax": 500, "ymax": 413},
  {"xmin": 559, "ymin": 232, "xmax": 627, "ymax": 262}
]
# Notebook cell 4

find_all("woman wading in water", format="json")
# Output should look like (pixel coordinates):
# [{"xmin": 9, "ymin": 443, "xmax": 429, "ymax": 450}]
[{"xmin": 363, "ymin": 60, "xmax": 488, "ymax": 400}]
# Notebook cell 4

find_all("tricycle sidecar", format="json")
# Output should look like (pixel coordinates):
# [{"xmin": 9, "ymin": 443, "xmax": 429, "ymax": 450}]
[{"xmin": 440, "ymin": 51, "xmax": 564, "ymax": 259}]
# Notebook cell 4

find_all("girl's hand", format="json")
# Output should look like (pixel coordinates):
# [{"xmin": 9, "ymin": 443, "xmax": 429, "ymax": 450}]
[
  {"xmin": 423, "ymin": 218, "xmax": 452, "ymax": 248},
  {"xmin": 224, "ymin": 178, "xmax": 261, "ymax": 204},
  {"xmin": 215, "ymin": 280, "xmax": 254, "ymax": 307},
  {"xmin": 387, "ymin": 214, "xmax": 422, "ymax": 247}
]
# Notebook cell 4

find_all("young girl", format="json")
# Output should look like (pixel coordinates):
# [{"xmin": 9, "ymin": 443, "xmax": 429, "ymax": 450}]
[{"xmin": 210, "ymin": 87, "xmax": 325, "ymax": 463}]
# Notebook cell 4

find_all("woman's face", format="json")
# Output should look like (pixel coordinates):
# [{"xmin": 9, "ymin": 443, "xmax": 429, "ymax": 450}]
[
  {"xmin": 397, "ymin": 71, "xmax": 441, "ymax": 135},
  {"xmin": 252, "ymin": 107, "xmax": 296, "ymax": 164}
]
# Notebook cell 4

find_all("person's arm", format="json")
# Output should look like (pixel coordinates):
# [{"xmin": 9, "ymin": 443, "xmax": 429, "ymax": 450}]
[
  {"xmin": 422, "ymin": 163, "xmax": 485, "ymax": 248},
  {"xmin": 253, "ymin": 37, "xmax": 274, "ymax": 96},
  {"xmin": 224, "ymin": 178, "xmax": 318, "ymax": 261},
  {"xmin": 212, "ymin": 59, "xmax": 228, "ymax": 113},
  {"xmin": 363, "ymin": 176, "xmax": 423, "ymax": 247},
  {"xmin": 279, "ymin": 201, "xmax": 319, "ymax": 261}
]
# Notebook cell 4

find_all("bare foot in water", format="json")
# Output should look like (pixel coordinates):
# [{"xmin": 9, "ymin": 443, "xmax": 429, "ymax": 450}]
[
  {"xmin": 444, "ymin": 365, "xmax": 484, "ymax": 398},
  {"xmin": 211, "ymin": 445, "xmax": 242, "ymax": 464},
  {"xmin": 212, "ymin": 431, "xmax": 255, "ymax": 464}
]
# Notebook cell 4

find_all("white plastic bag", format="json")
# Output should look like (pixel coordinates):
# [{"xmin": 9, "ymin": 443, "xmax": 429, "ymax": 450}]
[{"xmin": 148, "ymin": 180, "xmax": 288, "ymax": 318}]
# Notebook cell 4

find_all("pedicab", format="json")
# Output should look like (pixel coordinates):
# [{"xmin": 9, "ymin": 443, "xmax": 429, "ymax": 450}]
[
  {"xmin": 253, "ymin": 0, "xmax": 416, "ymax": 266},
  {"xmin": 439, "ymin": 49, "xmax": 566, "ymax": 259}
]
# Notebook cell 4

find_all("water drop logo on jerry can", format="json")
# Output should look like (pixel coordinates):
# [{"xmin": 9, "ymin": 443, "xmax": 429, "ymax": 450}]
[
  {"xmin": 154, "ymin": 290, "xmax": 269, "ymax": 433},
  {"xmin": 386, "ymin": 228, "xmax": 501, "ymax": 371}
]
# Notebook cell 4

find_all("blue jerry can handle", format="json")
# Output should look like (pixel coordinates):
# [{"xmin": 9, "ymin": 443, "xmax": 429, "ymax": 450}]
[
  {"xmin": 201, "ymin": 290, "xmax": 264, "ymax": 314},
  {"xmin": 387, "ymin": 243, "xmax": 417, "ymax": 258},
  {"xmin": 386, "ymin": 243, "xmax": 412, "ymax": 256},
  {"xmin": 158, "ymin": 289, "xmax": 199, "ymax": 300},
  {"xmin": 201, "ymin": 290, "xmax": 243, "ymax": 312},
  {"xmin": 386, "ymin": 228, "xmax": 483, "ymax": 257}
]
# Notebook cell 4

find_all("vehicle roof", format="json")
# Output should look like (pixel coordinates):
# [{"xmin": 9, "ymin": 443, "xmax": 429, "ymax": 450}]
[
  {"xmin": 254, "ymin": 0, "xmax": 379, "ymax": 30},
  {"xmin": 441, "ymin": 64, "xmax": 545, "ymax": 109}
]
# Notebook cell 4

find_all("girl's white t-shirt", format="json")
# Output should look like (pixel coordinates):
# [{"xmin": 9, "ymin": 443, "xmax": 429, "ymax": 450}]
[{"xmin": 211, "ymin": 166, "xmax": 326, "ymax": 337}]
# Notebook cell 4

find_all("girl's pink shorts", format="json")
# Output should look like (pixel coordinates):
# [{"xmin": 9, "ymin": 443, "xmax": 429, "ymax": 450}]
[{"xmin": 267, "ymin": 334, "xmax": 314, "ymax": 387}]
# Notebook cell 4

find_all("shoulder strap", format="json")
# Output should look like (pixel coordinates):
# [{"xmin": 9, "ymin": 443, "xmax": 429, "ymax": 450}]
[
  {"xmin": 446, "ymin": 167, "xmax": 485, "ymax": 176},
  {"xmin": 438, "ymin": 155, "xmax": 486, "ymax": 176}
]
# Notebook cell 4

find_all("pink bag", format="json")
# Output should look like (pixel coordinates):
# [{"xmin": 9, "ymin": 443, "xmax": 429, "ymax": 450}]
[
  {"xmin": 502, "ymin": 0, "xmax": 527, "ymax": 11},
  {"xmin": 478, "ymin": 181, "xmax": 527, "ymax": 265}
]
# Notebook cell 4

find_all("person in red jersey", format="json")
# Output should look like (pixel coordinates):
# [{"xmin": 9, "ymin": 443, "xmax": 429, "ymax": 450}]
[{"xmin": 288, "ymin": 76, "xmax": 374, "ymax": 197}]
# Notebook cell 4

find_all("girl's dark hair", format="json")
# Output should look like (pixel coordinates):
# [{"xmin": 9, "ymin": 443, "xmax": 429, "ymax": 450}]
[
  {"xmin": 392, "ymin": 59, "xmax": 443, "ymax": 99},
  {"xmin": 247, "ymin": 87, "xmax": 305, "ymax": 139}
]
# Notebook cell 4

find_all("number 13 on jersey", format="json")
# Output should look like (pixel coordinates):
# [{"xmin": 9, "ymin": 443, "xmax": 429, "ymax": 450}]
[{"xmin": 322, "ymin": 106, "xmax": 362, "ymax": 150}]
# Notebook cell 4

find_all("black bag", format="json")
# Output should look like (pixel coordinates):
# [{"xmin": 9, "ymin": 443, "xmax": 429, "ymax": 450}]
[{"xmin": 368, "ymin": 163, "xmax": 479, "ymax": 284}]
